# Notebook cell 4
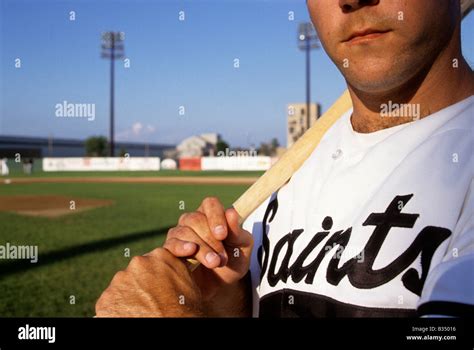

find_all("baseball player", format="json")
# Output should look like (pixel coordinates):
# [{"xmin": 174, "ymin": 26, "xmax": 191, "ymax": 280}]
[{"xmin": 96, "ymin": 0, "xmax": 474, "ymax": 317}]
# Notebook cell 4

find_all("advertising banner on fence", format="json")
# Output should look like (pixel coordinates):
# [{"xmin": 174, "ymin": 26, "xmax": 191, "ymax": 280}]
[
  {"xmin": 179, "ymin": 157, "xmax": 202, "ymax": 171},
  {"xmin": 201, "ymin": 156, "xmax": 271, "ymax": 171},
  {"xmin": 43, "ymin": 157, "xmax": 161, "ymax": 171}
]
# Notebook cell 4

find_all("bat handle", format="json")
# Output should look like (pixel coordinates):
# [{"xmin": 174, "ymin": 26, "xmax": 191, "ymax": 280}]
[{"xmin": 185, "ymin": 258, "xmax": 200, "ymax": 272}]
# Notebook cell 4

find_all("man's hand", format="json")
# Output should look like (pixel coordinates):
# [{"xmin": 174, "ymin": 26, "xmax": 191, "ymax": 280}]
[
  {"xmin": 163, "ymin": 197, "xmax": 254, "ymax": 315},
  {"xmin": 95, "ymin": 248, "xmax": 204, "ymax": 317},
  {"xmin": 96, "ymin": 197, "xmax": 253, "ymax": 317}
]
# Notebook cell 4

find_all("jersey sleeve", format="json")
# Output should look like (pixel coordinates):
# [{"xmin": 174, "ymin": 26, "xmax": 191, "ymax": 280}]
[{"xmin": 417, "ymin": 179, "xmax": 474, "ymax": 317}]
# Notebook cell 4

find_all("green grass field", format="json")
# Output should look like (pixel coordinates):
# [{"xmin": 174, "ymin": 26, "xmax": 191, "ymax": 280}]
[{"xmin": 0, "ymin": 179, "xmax": 251, "ymax": 317}]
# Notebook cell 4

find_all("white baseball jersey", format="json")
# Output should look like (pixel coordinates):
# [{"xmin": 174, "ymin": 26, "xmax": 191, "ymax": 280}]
[{"xmin": 243, "ymin": 95, "xmax": 474, "ymax": 317}]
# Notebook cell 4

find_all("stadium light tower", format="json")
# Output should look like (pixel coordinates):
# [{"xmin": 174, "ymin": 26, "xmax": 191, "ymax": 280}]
[
  {"xmin": 298, "ymin": 23, "xmax": 319, "ymax": 132},
  {"xmin": 101, "ymin": 32, "xmax": 124, "ymax": 157}
]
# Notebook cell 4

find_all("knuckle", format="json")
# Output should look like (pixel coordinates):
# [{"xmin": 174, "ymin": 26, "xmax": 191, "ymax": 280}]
[
  {"xmin": 96, "ymin": 287, "xmax": 113, "ymax": 310},
  {"xmin": 178, "ymin": 212, "xmax": 189, "ymax": 224},
  {"xmin": 202, "ymin": 196, "xmax": 220, "ymax": 207},
  {"xmin": 110, "ymin": 270, "xmax": 126, "ymax": 285},
  {"xmin": 149, "ymin": 247, "xmax": 173, "ymax": 262},
  {"xmin": 149, "ymin": 248, "xmax": 178, "ymax": 270},
  {"xmin": 166, "ymin": 227, "xmax": 178, "ymax": 238},
  {"xmin": 188, "ymin": 211, "xmax": 206, "ymax": 222},
  {"xmin": 96, "ymin": 291, "xmax": 106, "ymax": 305},
  {"xmin": 168, "ymin": 226, "xmax": 192, "ymax": 239},
  {"xmin": 129, "ymin": 255, "xmax": 147, "ymax": 268},
  {"xmin": 95, "ymin": 289, "xmax": 118, "ymax": 317},
  {"xmin": 95, "ymin": 294, "xmax": 106, "ymax": 312},
  {"xmin": 150, "ymin": 247, "xmax": 166, "ymax": 258},
  {"xmin": 162, "ymin": 238, "xmax": 174, "ymax": 249},
  {"xmin": 102, "ymin": 288, "xmax": 113, "ymax": 299},
  {"xmin": 114, "ymin": 270, "xmax": 126, "ymax": 281},
  {"xmin": 181, "ymin": 211, "xmax": 206, "ymax": 225}
]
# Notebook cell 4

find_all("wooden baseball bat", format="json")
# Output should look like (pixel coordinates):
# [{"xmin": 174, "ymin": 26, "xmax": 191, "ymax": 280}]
[
  {"xmin": 462, "ymin": 0, "xmax": 474, "ymax": 18},
  {"xmin": 232, "ymin": 89, "xmax": 352, "ymax": 222},
  {"xmin": 186, "ymin": 1, "xmax": 473, "ymax": 271}
]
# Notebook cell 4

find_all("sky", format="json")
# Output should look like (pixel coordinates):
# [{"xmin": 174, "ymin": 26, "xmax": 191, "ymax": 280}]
[{"xmin": 1, "ymin": 0, "xmax": 474, "ymax": 148}]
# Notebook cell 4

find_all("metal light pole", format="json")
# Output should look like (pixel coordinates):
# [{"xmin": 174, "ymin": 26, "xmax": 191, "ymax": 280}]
[
  {"xmin": 48, "ymin": 134, "xmax": 53, "ymax": 156},
  {"xmin": 298, "ymin": 23, "xmax": 319, "ymax": 132},
  {"xmin": 101, "ymin": 32, "xmax": 124, "ymax": 157}
]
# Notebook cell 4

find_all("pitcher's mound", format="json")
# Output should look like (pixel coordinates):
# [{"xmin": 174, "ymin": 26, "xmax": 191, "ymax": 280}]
[{"xmin": 0, "ymin": 195, "xmax": 114, "ymax": 218}]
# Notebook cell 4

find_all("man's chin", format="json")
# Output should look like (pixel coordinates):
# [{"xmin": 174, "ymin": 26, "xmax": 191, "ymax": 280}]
[{"xmin": 343, "ymin": 66, "xmax": 410, "ymax": 95}]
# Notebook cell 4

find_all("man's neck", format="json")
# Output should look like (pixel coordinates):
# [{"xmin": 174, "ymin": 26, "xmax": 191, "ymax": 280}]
[{"xmin": 349, "ymin": 47, "xmax": 474, "ymax": 134}]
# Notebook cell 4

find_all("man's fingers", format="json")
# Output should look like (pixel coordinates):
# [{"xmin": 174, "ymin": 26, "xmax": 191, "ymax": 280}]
[
  {"xmin": 178, "ymin": 212, "xmax": 228, "ymax": 263},
  {"xmin": 198, "ymin": 197, "xmax": 228, "ymax": 241},
  {"xmin": 162, "ymin": 238, "xmax": 197, "ymax": 257},
  {"xmin": 165, "ymin": 198, "xmax": 252, "ymax": 274},
  {"xmin": 166, "ymin": 226, "xmax": 225, "ymax": 268},
  {"xmin": 225, "ymin": 207, "xmax": 253, "ymax": 248}
]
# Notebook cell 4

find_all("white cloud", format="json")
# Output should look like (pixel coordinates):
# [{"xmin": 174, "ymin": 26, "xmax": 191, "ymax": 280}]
[
  {"xmin": 117, "ymin": 122, "xmax": 157, "ymax": 141},
  {"xmin": 132, "ymin": 122, "xmax": 143, "ymax": 135},
  {"xmin": 146, "ymin": 125, "xmax": 155, "ymax": 132}
]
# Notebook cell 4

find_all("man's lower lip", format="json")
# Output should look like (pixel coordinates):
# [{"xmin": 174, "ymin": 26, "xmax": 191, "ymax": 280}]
[{"xmin": 346, "ymin": 32, "xmax": 389, "ymax": 45}]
